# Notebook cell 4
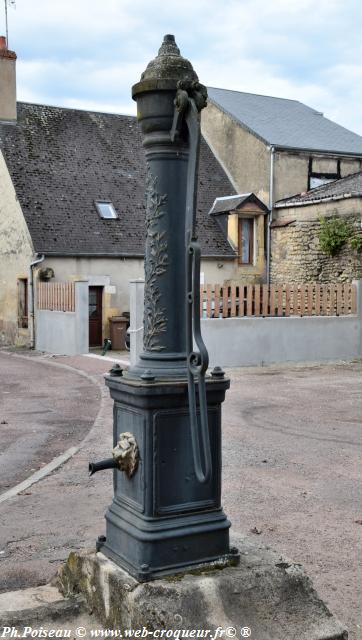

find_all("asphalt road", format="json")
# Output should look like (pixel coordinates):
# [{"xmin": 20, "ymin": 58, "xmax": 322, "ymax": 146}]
[
  {"xmin": 222, "ymin": 362, "xmax": 362, "ymax": 640},
  {"xmin": 0, "ymin": 352, "xmax": 100, "ymax": 492},
  {"xmin": 0, "ymin": 352, "xmax": 361, "ymax": 638}
]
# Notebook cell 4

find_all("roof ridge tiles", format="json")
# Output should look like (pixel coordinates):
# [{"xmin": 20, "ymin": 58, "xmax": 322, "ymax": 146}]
[
  {"xmin": 16, "ymin": 101, "xmax": 137, "ymax": 120},
  {"xmin": 207, "ymin": 87, "xmax": 362, "ymax": 154},
  {"xmin": 207, "ymin": 86, "xmax": 302, "ymax": 105}
]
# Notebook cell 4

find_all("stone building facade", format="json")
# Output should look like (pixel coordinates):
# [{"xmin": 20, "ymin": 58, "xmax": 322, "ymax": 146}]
[
  {"xmin": 272, "ymin": 173, "xmax": 362, "ymax": 283},
  {"xmin": 201, "ymin": 87, "xmax": 362, "ymax": 283}
]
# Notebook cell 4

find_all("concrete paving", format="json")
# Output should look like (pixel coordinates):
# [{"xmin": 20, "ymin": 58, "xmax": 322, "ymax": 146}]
[
  {"xmin": 0, "ymin": 352, "xmax": 361, "ymax": 638},
  {"xmin": 0, "ymin": 584, "xmax": 95, "ymax": 631}
]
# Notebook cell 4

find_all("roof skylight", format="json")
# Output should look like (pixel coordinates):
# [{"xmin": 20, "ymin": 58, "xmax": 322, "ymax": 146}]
[{"xmin": 95, "ymin": 201, "xmax": 117, "ymax": 219}]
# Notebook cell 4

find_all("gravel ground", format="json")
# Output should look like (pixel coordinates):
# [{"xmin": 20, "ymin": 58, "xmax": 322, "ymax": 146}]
[{"xmin": 0, "ymin": 352, "xmax": 361, "ymax": 638}]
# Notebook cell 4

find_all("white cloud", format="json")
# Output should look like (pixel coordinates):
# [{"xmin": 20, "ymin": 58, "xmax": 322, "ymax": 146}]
[{"xmin": 6, "ymin": 0, "xmax": 362, "ymax": 135}]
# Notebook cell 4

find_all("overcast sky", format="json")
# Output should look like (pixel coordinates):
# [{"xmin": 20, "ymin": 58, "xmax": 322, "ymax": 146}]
[{"xmin": 3, "ymin": 0, "xmax": 362, "ymax": 135}]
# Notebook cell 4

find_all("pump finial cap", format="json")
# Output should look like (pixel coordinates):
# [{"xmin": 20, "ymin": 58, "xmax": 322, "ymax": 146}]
[
  {"xmin": 133, "ymin": 34, "xmax": 198, "ymax": 94},
  {"xmin": 157, "ymin": 34, "xmax": 180, "ymax": 57}
]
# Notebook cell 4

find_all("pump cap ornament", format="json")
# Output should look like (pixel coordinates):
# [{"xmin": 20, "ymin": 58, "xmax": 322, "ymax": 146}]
[{"xmin": 140, "ymin": 34, "xmax": 198, "ymax": 83}]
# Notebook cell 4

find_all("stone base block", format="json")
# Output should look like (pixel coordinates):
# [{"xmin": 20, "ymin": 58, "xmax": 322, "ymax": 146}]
[{"xmin": 58, "ymin": 534, "xmax": 347, "ymax": 639}]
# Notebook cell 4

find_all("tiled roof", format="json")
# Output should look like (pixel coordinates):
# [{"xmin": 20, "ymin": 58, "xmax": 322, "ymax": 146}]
[
  {"xmin": 209, "ymin": 193, "xmax": 269, "ymax": 215},
  {"xmin": 208, "ymin": 87, "xmax": 362, "ymax": 155},
  {"xmin": 275, "ymin": 170, "xmax": 362, "ymax": 207},
  {"xmin": 0, "ymin": 102, "xmax": 236, "ymax": 257}
]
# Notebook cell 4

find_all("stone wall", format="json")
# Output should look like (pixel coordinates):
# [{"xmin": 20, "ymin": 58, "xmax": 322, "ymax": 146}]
[{"xmin": 271, "ymin": 199, "xmax": 362, "ymax": 283}]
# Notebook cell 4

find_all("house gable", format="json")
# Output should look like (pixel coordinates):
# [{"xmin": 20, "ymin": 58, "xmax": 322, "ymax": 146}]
[
  {"xmin": 202, "ymin": 88, "xmax": 362, "ymax": 205},
  {"xmin": 201, "ymin": 101, "xmax": 270, "ymax": 202},
  {"xmin": 207, "ymin": 87, "xmax": 362, "ymax": 155}
]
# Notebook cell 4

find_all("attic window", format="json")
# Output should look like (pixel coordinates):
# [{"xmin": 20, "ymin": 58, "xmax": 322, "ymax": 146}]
[
  {"xmin": 95, "ymin": 201, "xmax": 117, "ymax": 219},
  {"xmin": 309, "ymin": 176, "xmax": 336, "ymax": 189}
]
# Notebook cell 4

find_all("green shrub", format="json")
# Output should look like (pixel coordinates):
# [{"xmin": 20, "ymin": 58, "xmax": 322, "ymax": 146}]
[
  {"xmin": 350, "ymin": 235, "xmax": 362, "ymax": 251},
  {"xmin": 318, "ymin": 217, "xmax": 351, "ymax": 256}
]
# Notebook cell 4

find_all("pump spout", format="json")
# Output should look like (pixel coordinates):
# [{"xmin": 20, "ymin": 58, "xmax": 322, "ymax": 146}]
[
  {"xmin": 89, "ymin": 458, "xmax": 117, "ymax": 476},
  {"xmin": 89, "ymin": 432, "xmax": 140, "ymax": 479}
]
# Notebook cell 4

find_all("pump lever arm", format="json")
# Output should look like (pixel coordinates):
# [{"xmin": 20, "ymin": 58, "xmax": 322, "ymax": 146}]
[
  {"xmin": 186, "ymin": 239, "xmax": 211, "ymax": 484},
  {"xmin": 172, "ymin": 82, "xmax": 211, "ymax": 484},
  {"xmin": 185, "ymin": 100, "xmax": 211, "ymax": 484}
]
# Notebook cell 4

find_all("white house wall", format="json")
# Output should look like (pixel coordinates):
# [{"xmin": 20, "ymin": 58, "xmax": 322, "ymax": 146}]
[
  {"xmin": 43, "ymin": 257, "xmax": 245, "ymax": 300},
  {"xmin": 35, "ymin": 281, "xmax": 89, "ymax": 355},
  {"xmin": 39, "ymin": 256, "xmax": 244, "ymax": 345},
  {"xmin": 39, "ymin": 256, "xmax": 144, "ymax": 342},
  {"xmin": 0, "ymin": 151, "xmax": 34, "ymax": 346}
]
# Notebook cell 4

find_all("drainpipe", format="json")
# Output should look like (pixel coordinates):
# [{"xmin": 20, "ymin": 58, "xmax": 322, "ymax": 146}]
[
  {"xmin": 29, "ymin": 253, "xmax": 45, "ymax": 348},
  {"xmin": 266, "ymin": 145, "xmax": 275, "ymax": 284}
]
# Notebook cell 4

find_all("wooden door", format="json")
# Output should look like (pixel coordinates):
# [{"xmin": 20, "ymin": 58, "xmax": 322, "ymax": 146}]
[{"xmin": 89, "ymin": 286, "xmax": 103, "ymax": 347}]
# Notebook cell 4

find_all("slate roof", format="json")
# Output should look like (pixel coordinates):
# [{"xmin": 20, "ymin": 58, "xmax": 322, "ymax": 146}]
[
  {"xmin": 0, "ymin": 102, "xmax": 236, "ymax": 257},
  {"xmin": 209, "ymin": 193, "xmax": 269, "ymax": 215},
  {"xmin": 275, "ymin": 170, "xmax": 362, "ymax": 207},
  {"xmin": 208, "ymin": 87, "xmax": 362, "ymax": 155}
]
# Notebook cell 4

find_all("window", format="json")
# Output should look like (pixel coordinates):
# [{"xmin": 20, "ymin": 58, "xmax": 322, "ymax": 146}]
[
  {"xmin": 18, "ymin": 278, "xmax": 28, "ymax": 328},
  {"xmin": 308, "ymin": 158, "xmax": 340, "ymax": 190},
  {"xmin": 238, "ymin": 218, "xmax": 254, "ymax": 265},
  {"xmin": 95, "ymin": 201, "xmax": 117, "ymax": 219},
  {"xmin": 309, "ymin": 176, "xmax": 336, "ymax": 189}
]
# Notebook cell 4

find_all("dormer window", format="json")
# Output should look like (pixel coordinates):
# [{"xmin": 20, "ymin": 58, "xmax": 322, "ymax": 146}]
[
  {"xmin": 209, "ymin": 193, "xmax": 269, "ymax": 276},
  {"xmin": 95, "ymin": 201, "xmax": 117, "ymax": 219},
  {"xmin": 238, "ymin": 217, "xmax": 254, "ymax": 264}
]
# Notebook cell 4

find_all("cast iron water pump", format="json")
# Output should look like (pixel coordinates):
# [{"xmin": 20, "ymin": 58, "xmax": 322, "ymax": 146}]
[{"xmin": 90, "ymin": 35, "xmax": 237, "ymax": 581}]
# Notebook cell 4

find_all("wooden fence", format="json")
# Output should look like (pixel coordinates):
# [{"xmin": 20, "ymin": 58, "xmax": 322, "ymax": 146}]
[
  {"xmin": 200, "ymin": 283, "xmax": 357, "ymax": 318},
  {"xmin": 37, "ymin": 282, "xmax": 75, "ymax": 312}
]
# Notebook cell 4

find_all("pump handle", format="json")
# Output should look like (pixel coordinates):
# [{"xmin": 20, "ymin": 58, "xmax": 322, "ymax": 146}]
[{"xmin": 172, "ymin": 82, "xmax": 211, "ymax": 484}]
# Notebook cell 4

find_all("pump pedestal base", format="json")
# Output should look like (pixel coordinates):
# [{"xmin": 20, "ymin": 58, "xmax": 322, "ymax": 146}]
[
  {"xmin": 100, "ymin": 373, "xmax": 231, "ymax": 581},
  {"xmin": 59, "ymin": 534, "xmax": 347, "ymax": 639}
]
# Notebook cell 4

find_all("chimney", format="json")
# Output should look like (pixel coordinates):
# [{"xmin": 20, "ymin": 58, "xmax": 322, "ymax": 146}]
[{"xmin": 0, "ymin": 36, "xmax": 17, "ymax": 122}]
